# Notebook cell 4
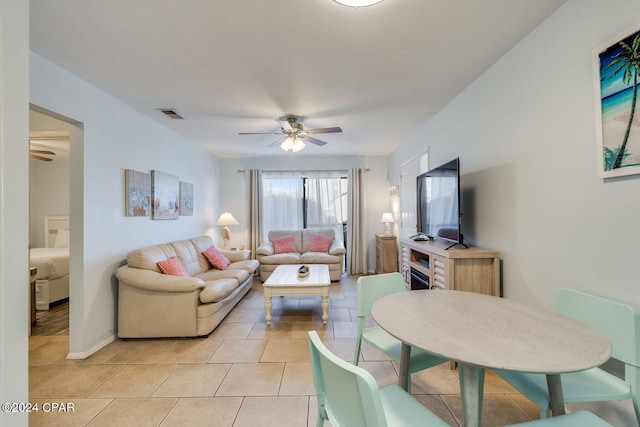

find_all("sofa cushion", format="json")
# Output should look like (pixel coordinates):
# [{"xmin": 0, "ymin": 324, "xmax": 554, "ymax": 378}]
[
  {"xmin": 301, "ymin": 252, "xmax": 343, "ymax": 264},
  {"xmin": 189, "ymin": 235, "xmax": 217, "ymax": 273},
  {"xmin": 228, "ymin": 259, "xmax": 260, "ymax": 273},
  {"xmin": 170, "ymin": 240, "xmax": 202, "ymax": 276},
  {"xmin": 268, "ymin": 230, "xmax": 303, "ymax": 252},
  {"xmin": 203, "ymin": 246, "xmax": 231, "ymax": 270},
  {"xmin": 258, "ymin": 253, "xmax": 302, "ymax": 265},
  {"xmin": 157, "ymin": 256, "xmax": 190, "ymax": 277},
  {"xmin": 302, "ymin": 229, "xmax": 335, "ymax": 252},
  {"xmin": 199, "ymin": 279, "xmax": 239, "ymax": 303},
  {"xmin": 273, "ymin": 235, "xmax": 297, "ymax": 254},
  {"xmin": 196, "ymin": 268, "xmax": 250, "ymax": 283},
  {"xmin": 127, "ymin": 244, "xmax": 177, "ymax": 272},
  {"xmin": 308, "ymin": 234, "xmax": 333, "ymax": 253}
]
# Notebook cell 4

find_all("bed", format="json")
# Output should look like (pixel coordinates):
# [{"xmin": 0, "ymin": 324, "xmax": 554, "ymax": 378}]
[{"xmin": 30, "ymin": 216, "xmax": 70, "ymax": 310}]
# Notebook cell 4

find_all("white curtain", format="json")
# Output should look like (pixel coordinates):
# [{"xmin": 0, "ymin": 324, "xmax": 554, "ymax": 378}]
[
  {"xmin": 347, "ymin": 168, "xmax": 367, "ymax": 274},
  {"xmin": 261, "ymin": 171, "xmax": 347, "ymax": 245},
  {"xmin": 249, "ymin": 169, "xmax": 263, "ymax": 255},
  {"xmin": 305, "ymin": 177, "xmax": 347, "ymax": 243},
  {"xmin": 261, "ymin": 173, "xmax": 304, "ymax": 239}
]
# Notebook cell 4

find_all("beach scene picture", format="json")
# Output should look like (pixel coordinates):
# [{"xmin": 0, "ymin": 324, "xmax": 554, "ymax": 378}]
[
  {"xmin": 124, "ymin": 169, "xmax": 151, "ymax": 216},
  {"xmin": 597, "ymin": 25, "xmax": 640, "ymax": 177},
  {"xmin": 179, "ymin": 181, "xmax": 194, "ymax": 216},
  {"xmin": 151, "ymin": 170, "xmax": 179, "ymax": 220}
]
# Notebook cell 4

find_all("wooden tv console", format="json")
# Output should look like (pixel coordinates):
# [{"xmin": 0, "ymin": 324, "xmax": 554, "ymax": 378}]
[{"xmin": 400, "ymin": 238, "xmax": 501, "ymax": 296}]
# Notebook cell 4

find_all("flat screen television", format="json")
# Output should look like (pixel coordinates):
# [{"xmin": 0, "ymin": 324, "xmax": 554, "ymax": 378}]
[{"xmin": 416, "ymin": 157, "xmax": 463, "ymax": 246}]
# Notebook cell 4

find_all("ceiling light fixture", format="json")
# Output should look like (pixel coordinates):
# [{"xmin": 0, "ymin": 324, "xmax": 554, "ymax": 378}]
[
  {"xmin": 280, "ymin": 136, "xmax": 305, "ymax": 153},
  {"xmin": 333, "ymin": 0, "xmax": 383, "ymax": 7}
]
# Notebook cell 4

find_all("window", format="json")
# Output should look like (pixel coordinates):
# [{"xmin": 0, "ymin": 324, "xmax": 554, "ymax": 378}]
[{"xmin": 262, "ymin": 171, "xmax": 347, "ymax": 245}]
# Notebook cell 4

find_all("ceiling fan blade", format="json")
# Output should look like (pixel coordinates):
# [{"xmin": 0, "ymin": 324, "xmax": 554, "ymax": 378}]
[
  {"xmin": 239, "ymin": 132, "xmax": 283, "ymax": 135},
  {"xmin": 278, "ymin": 119, "xmax": 293, "ymax": 132},
  {"xmin": 302, "ymin": 136, "xmax": 328, "ymax": 147},
  {"xmin": 304, "ymin": 126, "xmax": 342, "ymax": 134},
  {"xmin": 30, "ymin": 149, "xmax": 56, "ymax": 156},
  {"xmin": 30, "ymin": 154, "xmax": 54, "ymax": 162}
]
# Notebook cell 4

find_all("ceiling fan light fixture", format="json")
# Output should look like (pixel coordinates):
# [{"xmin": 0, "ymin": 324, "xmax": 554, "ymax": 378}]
[
  {"xmin": 280, "ymin": 137, "xmax": 294, "ymax": 152},
  {"xmin": 280, "ymin": 137, "xmax": 306, "ymax": 153},
  {"xmin": 292, "ymin": 139, "xmax": 305, "ymax": 152},
  {"xmin": 333, "ymin": 0, "xmax": 383, "ymax": 7}
]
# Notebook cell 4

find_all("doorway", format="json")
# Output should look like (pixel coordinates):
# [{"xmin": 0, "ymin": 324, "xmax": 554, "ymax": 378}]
[{"xmin": 28, "ymin": 109, "xmax": 70, "ymax": 337}]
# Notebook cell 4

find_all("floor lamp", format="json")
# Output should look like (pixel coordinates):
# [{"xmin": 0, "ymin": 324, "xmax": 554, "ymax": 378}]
[{"xmin": 215, "ymin": 212, "xmax": 239, "ymax": 249}]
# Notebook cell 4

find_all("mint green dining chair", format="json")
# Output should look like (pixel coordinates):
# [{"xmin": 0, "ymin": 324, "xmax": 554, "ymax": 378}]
[
  {"xmin": 505, "ymin": 410, "xmax": 613, "ymax": 426},
  {"xmin": 310, "ymin": 330, "xmax": 612, "ymax": 427},
  {"xmin": 308, "ymin": 330, "xmax": 449, "ymax": 427},
  {"xmin": 353, "ymin": 273, "xmax": 447, "ymax": 392},
  {"xmin": 495, "ymin": 288, "xmax": 640, "ymax": 422}
]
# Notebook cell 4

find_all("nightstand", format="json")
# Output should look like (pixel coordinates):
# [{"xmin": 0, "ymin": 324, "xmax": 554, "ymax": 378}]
[{"xmin": 375, "ymin": 234, "xmax": 398, "ymax": 274}]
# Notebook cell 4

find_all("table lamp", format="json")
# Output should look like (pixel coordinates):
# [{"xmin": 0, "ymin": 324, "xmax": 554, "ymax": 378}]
[
  {"xmin": 215, "ymin": 212, "xmax": 239, "ymax": 249},
  {"xmin": 381, "ymin": 212, "xmax": 394, "ymax": 236}
]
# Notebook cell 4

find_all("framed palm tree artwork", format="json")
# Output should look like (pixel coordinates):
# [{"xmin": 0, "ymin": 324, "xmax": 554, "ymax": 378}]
[{"xmin": 595, "ymin": 23, "xmax": 640, "ymax": 178}]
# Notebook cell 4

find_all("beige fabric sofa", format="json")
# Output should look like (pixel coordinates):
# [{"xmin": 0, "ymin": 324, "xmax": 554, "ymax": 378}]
[
  {"xmin": 115, "ymin": 235, "xmax": 259, "ymax": 338},
  {"xmin": 256, "ymin": 229, "xmax": 345, "ymax": 282}
]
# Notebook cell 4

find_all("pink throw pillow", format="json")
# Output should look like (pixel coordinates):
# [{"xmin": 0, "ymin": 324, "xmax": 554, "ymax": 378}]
[
  {"xmin": 157, "ymin": 256, "xmax": 190, "ymax": 277},
  {"xmin": 273, "ymin": 235, "xmax": 297, "ymax": 254},
  {"xmin": 203, "ymin": 246, "xmax": 231, "ymax": 270},
  {"xmin": 308, "ymin": 234, "xmax": 333, "ymax": 253}
]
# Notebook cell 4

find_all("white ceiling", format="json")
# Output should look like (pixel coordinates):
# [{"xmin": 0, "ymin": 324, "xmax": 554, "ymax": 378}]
[{"xmin": 30, "ymin": 0, "xmax": 566, "ymax": 158}]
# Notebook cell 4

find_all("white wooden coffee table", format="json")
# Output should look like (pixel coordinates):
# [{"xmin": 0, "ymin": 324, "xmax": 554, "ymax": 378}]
[{"xmin": 263, "ymin": 264, "xmax": 330, "ymax": 325}]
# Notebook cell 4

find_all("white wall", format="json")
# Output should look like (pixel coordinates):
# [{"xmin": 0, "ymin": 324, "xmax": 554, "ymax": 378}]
[
  {"xmin": 29, "ymin": 53, "xmax": 223, "ymax": 357},
  {"xmin": 29, "ymin": 158, "xmax": 70, "ymax": 247},
  {"xmin": 0, "ymin": 1, "xmax": 30, "ymax": 425},
  {"xmin": 219, "ymin": 155, "xmax": 391, "ymax": 272},
  {"xmin": 390, "ymin": 0, "xmax": 640, "ymax": 423}
]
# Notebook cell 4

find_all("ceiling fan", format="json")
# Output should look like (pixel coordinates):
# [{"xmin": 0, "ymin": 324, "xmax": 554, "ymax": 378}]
[
  {"xmin": 239, "ymin": 116, "xmax": 342, "ymax": 152},
  {"xmin": 29, "ymin": 132, "xmax": 68, "ymax": 162},
  {"xmin": 29, "ymin": 149, "xmax": 57, "ymax": 162}
]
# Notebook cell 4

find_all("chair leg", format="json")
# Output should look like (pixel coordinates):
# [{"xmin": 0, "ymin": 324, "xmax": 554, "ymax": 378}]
[
  {"xmin": 316, "ymin": 397, "xmax": 328, "ymax": 427},
  {"xmin": 354, "ymin": 336, "xmax": 362, "ymax": 366}
]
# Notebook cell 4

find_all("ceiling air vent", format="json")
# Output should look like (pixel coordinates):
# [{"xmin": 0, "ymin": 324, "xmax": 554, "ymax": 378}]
[{"xmin": 158, "ymin": 108, "xmax": 184, "ymax": 119}]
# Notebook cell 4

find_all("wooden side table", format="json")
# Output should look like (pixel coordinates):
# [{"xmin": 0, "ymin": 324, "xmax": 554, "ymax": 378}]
[{"xmin": 375, "ymin": 234, "xmax": 398, "ymax": 274}]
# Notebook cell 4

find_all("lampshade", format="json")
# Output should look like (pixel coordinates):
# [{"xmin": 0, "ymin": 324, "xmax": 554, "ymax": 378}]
[
  {"xmin": 215, "ymin": 212, "xmax": 239, "ymax": 226},
  {"xmin": 334, "ymin": 0, "xmax": 383, "ymax": 7},
  {"xmin": 381, "ymin": 213, "xmax": 395, "ymax": 223}
]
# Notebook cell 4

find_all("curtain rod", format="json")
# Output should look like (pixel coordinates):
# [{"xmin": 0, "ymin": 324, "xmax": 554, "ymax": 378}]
[{"xmin": 237, "ymin": 168, "xmax": 370, "ymax": 173}]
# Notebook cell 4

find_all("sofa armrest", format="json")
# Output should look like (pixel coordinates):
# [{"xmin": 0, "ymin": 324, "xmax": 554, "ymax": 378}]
[
  {"xmin": 115, "ymin": 266, "xmax": 205, "ymax": 293},
  {"xmin": 222, "ymin": 249, "xmax": 250, "ymax": 262},
  {"xmin": 329, "ymin": 240, "xmax": 346, "ymax": 256},
  {"xmin": 256, "ymin": 242, "xmax": 274, "ymax": 257}
]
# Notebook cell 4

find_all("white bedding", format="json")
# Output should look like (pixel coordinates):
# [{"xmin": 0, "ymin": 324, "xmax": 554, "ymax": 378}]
[{"xmin": 29, "ymin": 248, "xmax": 69, "ymax": 280}]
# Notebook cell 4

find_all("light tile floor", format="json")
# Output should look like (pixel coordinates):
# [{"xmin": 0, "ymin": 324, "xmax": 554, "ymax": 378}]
[{"xmin": 29, "ymin": 275, "xmax": 541, "ymax": 426}]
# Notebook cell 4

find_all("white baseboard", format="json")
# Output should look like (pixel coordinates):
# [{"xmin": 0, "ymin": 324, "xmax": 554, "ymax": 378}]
[{"xmin": 66, "ymin": 334, "xmax": 116, "ymax": 360}]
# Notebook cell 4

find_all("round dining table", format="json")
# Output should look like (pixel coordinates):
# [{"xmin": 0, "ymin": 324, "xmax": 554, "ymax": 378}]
[{"xmin": 372, "ymin": 289, "xmax": 612, "ymax": 427}]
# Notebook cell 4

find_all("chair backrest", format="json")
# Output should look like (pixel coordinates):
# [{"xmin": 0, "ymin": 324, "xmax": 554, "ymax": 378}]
[
  {"xmin": 308, "ymin": 331, "xmax": 388, "ymax": 427},
  {"xmin": 553, "ymin": 288, "xmax": 640, "ymax": 367},
  {"xmin": 357, "ymin": 272, "xmax": 407, "ymax": 317}
]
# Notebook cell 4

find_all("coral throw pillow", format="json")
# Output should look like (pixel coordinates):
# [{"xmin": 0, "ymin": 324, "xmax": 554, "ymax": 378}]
[
  {"xmin": 273, "ymin": 235, "xmax": 297, "ymax": 254},
  {"xmin": 203, "ymin": 246, "xmax": 231, "ymax": 270},
  {"xmin": 157, "ymin": 256, "xmax": 190, "ymax": 277},
  {"xmin": 308, "ymin": 234, "xmax": 333, "ymax": 253}
]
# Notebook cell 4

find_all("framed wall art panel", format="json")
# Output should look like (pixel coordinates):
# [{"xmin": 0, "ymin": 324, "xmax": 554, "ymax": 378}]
[
  {"xmin": 594, "ymin": 23, "xmax": 640, "ymax": 178},
  {"xmin": 151, "ymin": 170, "xmax": 179, "ymax": 220},
  {"xmin": 179, "ymin": 181, "xmax": 193, "ymax": 216},
  {"xmin": 124, "ymin": 169, "xmax": 151, "ymax": 217}
]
